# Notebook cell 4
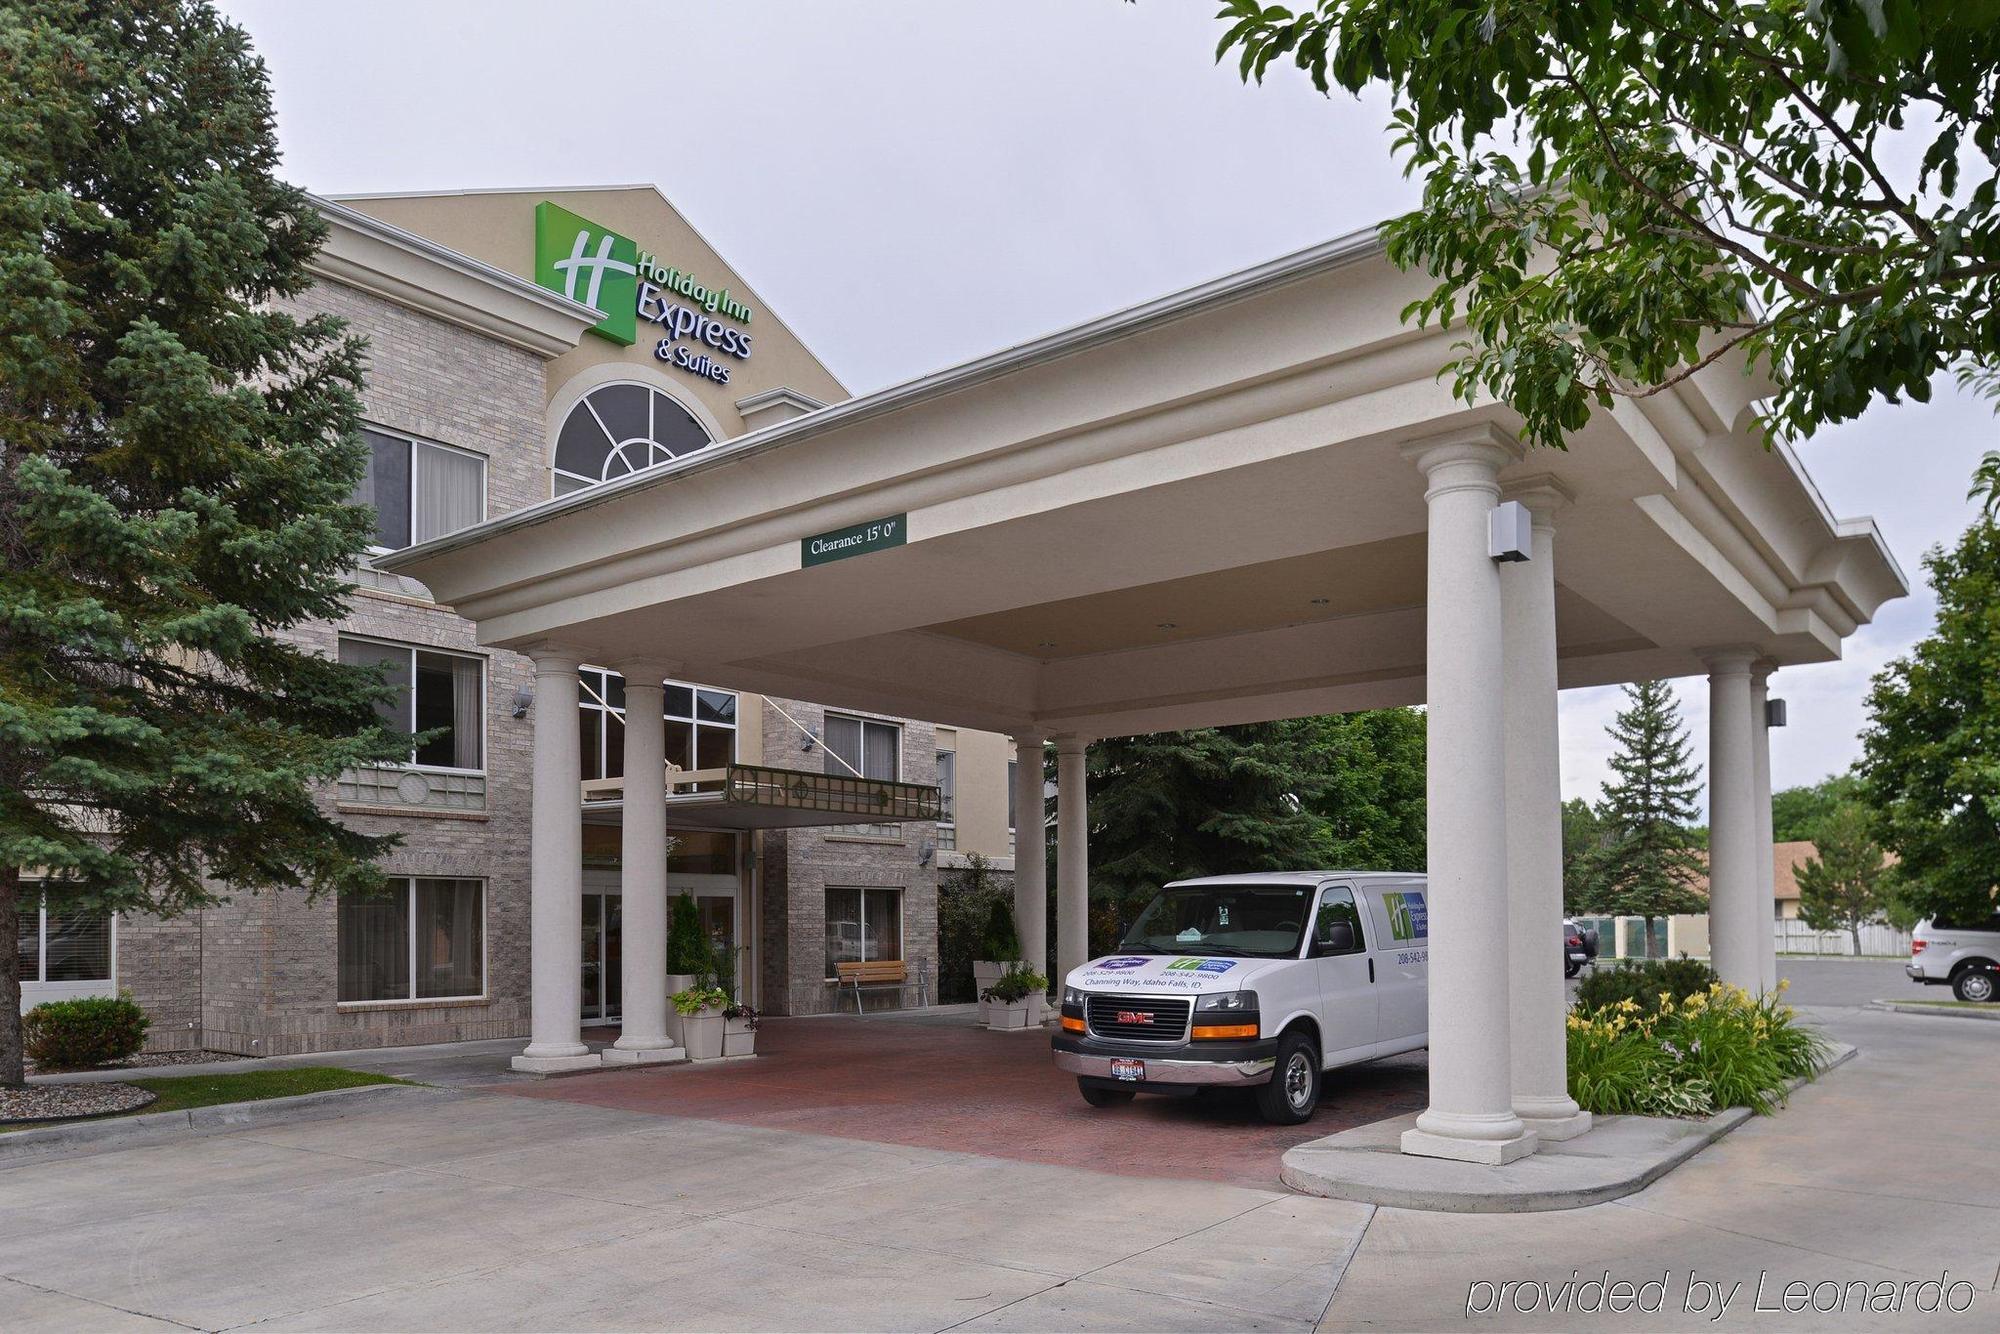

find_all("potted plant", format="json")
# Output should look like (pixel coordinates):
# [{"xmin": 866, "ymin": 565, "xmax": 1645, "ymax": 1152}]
[
  {"xmin": 723, "ymin": 1002, "xmax": 759, "ymax": 1057},
  {"xmin": 972, "ymin": 897, "xmax": 1023, "ymax": 1023},
  {"xmin": 674, "ymin": 983, "xmax": 731, "ymax": 1060},
  {"xmin": 664, "ymin": 891, "xmax": 714, "ymax": 1045},
  {"xmin": 982, "ymin": 965, "xmax": 1048, "ymax": 1031}
]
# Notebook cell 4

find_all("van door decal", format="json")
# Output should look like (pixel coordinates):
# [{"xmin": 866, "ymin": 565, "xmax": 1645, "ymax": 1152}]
[{"xmin": 1381, "ymin": 891, "xmax": 1428, "ymax": 942}]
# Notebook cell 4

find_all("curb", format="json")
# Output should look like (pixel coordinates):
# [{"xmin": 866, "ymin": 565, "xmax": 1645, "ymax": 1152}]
[
  {"xmin": 1280, "ymin": 1043, "xmax": 1856, "ymax": 1213},
  {"xmin": 1868, "ymin": 1000, "xmax": 2000, "ymax": 1022},
  {"xmin": 0, "ymin": 1082, "xmax": 455, "ymax": 1164}
]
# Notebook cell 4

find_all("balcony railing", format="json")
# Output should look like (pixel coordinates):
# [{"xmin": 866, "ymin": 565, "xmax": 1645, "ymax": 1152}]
[{"xmin": 339, "ymin": 764, "xmax": 488, "ymax": 813}]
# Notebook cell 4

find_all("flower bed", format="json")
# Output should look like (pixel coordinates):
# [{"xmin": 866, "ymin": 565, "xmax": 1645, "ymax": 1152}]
[{"xmin": 1568, "ymin": 979, "xmax": 1827, "ymax": 1119}]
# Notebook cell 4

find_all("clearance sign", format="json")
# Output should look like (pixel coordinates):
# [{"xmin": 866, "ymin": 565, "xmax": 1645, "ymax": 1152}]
[{"xmin": 533, "ymin": 201, "xmax": 755, "ymax": 384}]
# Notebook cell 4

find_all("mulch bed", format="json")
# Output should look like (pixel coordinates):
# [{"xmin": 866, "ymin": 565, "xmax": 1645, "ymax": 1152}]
[{"xmin": 0, "ymin": 1081, "xmax": 158, "ymax": 1126}]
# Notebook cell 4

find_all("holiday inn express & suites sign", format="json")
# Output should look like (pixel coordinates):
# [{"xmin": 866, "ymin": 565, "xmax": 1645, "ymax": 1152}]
[{"xmin": 534, "ymin": 201, "xmax": 755, "ymax": 384}]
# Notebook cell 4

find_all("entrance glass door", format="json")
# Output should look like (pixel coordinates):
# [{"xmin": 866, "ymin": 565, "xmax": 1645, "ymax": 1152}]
[{"xmin": 581, "ymin": 893, "xmax": 622, "ymax": 1023}]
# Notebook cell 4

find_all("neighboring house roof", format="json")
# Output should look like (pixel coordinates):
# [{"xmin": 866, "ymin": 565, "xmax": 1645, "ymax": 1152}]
[{"xmin": 1773, "ymin": 840, "xmax": 1817, "ymax": 905}]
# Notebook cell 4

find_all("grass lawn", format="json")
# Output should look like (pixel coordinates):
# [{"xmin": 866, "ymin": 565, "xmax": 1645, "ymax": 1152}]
[
  {"xmin": 1883, "ymin": 998, "xmax": 2000, "ymax": 1011},
  {"xmin": 129, "ymin": 1067, "xmax": 412, "ymax": 1114}
]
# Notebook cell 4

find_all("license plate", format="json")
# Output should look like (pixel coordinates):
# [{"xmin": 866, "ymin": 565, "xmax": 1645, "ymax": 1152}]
[{"xmin": 1110, "ymin": 1058, "xmax": 1144, "ymax": 1082}]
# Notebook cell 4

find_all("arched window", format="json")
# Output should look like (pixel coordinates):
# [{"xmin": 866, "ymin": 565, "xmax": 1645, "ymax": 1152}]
[{"xmin": 552, "ymin": 383, "xmax": 713, "ymax": 495}]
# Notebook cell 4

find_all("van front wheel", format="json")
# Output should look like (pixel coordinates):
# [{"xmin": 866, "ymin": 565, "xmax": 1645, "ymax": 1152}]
[
  {"xmin": 1256, "ymin": 1032, "xmax": 1320, "ymax": 1125},
  {"xmin": 1079, "ymin": 1080, "xmax": 1135, "ymax": 1107}
]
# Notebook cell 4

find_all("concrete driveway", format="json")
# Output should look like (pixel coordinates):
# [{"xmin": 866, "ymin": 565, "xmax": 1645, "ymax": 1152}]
[{"xmin": 1, "ymin": 974, "xmax": 1993, "ymax": 1331}]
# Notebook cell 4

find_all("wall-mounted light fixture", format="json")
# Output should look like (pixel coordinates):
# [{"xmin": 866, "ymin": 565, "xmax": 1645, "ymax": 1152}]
[
  {"xmin": 1766, "ymin": 698, "xmax": 1788, "ymax": 728},
  {"xmin": 511, "ymin": 684, "xmax": 534, "ymax": 719},
  {"xmin": 800, "ymin": 724, "xmax": 820, "ymax": 753},
  {"xmin": 917, "ymin": 837, "xmax": 935, "ymax": 868},
  {"xmin": 1488, "ymin": 500, "xmax": 1533, "ymax": 562}
]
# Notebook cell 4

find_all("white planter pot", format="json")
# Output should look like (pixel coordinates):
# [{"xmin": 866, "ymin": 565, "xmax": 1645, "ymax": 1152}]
[
  {"xmin": 1027, "ymin": 992, "xmax": 1048, "ymax": 1027},
  {"xmin": 986, "ymin": 999, "xmax": 1032, "ymax": 1031},
  {"xmin": 663, "ymin": 974, "xmax": 696, "ymax": 1044},
  {"xmin": 723, "ymin": 1016, "xmax": 757, "ymax": 1057},
  {"xmin": 682, "ymin": 1009, "xmax": 725, "ymax": 1060},
  {"xmin": 973, "ymin": 960, "xmax": 1007, "ymax": 1022}
]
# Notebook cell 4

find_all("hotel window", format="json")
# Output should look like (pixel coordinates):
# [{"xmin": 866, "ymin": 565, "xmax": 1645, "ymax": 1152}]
[
  {"xmin": 577, "ymin": 668, "xmax": 737, "ymax": 782},
  {"xmin": 935, "ymin": 750, "xmax": 956, "ymax": 850},
  {"xmin": 338, "ymin": 878, "xmax": 484, "ymax": 1002},
  {"xmin": 16, "ymin": 887, "xmax": 112, "ymax": 986},
  {"xmin": 352, "ymin": 427, "xmax": 485, "ymax": 550},
  {"xmin": 337, "ymin": 639, "xmax": 484, "ymax": 771},
  {"xmin": 823, "ymin": 887, "xmax": 903, "ymax": 979},
  {"xmin": 553, "ymin": 383, "xmax": 713, "ymax": 496},
  {"xmin": 823, "ymin": 714, "xmax": 899, "ymax": 781}
]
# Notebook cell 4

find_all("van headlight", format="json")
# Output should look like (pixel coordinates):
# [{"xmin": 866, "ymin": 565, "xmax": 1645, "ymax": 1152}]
[
  {"xmin": 1196, "ymin": 990, "xmax": 1257, "ymax": 1011},
  {"xmin": 1062, "ymin": 986, "xmax": 1086, "ymax": 1006}
]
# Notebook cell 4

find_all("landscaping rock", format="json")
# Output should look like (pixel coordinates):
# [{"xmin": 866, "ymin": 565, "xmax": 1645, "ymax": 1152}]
[{"xmin": 0, "ymin": 1081, "xmax": 156, "ymax": 1125}]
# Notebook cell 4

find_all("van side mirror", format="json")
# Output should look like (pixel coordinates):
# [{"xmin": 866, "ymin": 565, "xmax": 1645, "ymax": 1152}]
[{"xmin": 1316, "ymin": 921, "xmax": 1356, "ymax": 955}]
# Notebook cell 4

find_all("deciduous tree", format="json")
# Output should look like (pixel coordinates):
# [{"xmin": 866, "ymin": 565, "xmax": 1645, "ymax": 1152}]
[
  {"xmin": 1213, "ymin": 1, "xmax": 2000, "ymax": 452},
  {"xmin": 1859, "ymin": 514, "xmax": 2000, "ymax": 926},
  {"xmin": 0, "ymin": 0, "xmax": 406, "ymax": 1086},
  {"xmin": 1794, "ymin": 801, "xmax": 1891, "ymax": 954}
]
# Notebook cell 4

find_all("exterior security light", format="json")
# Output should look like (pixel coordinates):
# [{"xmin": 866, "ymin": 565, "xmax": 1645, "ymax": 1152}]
[
  {"xmin": 917, "ymin": 837, "xmax": 935, "ymax": 867},
  {"xmin": 1489, "ymin": 500, "xmax": 1533, "ymax": 562},
  {"xmin": 1767, "ymin": 698, "xmax": 1788, "ymax": 728},
  {"xmin": 511, "ymin": 684, "xmax": 534, "ymax": 719}
]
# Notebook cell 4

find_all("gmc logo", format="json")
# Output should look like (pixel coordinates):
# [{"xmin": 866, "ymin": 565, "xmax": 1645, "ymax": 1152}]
[{"xmin": 1115, "ymin": 1010, "xmax": 1151, "ymax": 1025}]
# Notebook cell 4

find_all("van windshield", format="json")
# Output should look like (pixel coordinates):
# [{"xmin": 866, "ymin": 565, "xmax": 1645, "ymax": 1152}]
[{"xmin": 1118, "ymin": 883, "xmax": 1316, "ymax": 959}]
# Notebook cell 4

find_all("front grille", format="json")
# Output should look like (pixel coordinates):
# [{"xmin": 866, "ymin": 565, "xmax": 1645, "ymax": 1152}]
[{"xmin": 1085, "ymin": 994, "xmax": 1191, "ymax": 1043}]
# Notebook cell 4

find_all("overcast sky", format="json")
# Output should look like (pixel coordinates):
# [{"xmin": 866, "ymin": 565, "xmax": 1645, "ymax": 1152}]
[{"xmin": 218, "ymin": 0, "xmax": 1994, "ymax": 812}]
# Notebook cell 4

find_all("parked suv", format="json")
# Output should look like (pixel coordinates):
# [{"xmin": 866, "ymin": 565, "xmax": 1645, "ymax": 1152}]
[
  {"xmin": 1908, "ymin": 913, "xmax": 2000, "ymax": 1002},
  {"xmin": 1564, "ymin": 918, "xmax": 1599, "ymax": 978}
]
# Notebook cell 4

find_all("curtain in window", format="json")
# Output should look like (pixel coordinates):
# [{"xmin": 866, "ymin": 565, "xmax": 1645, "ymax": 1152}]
[
  {"xmin": 936, "ymin": 751, "xmax": 955, "ymax": 820},
  {"xmin": 339, "ymin": 640, "xmax": 413, "ymax": 740},
  {"xmin": 451, "ymin": 656, "xmax": 482, "ymax": 769},
  {"xmin": 338, "ymin": 890, "xmax": 409, "ymax": 1002},
  {"xmin": 862, "ymin": 721, "xmax": 897, "ymax": 781},
  {"xmin": 824, "ymin": 887, "xmax": 862, "ymax": 977},
  {"xmin": 359, "ymin": 430, "xmax": 410, "ymax": 549},
  {"xmin": 413, "ymin": 879, "xmax": 483, "ymax": 999},
  {"xmin": 413, "ymin": 443, "xmax": 483, "ymax": 544},
  {"xmin": 823, "ymin": 714, "xmax": 861, "ymax": 778},
  {"xmin": 865, "ymin": 889, "xmax": 902, "ymax": 963}
]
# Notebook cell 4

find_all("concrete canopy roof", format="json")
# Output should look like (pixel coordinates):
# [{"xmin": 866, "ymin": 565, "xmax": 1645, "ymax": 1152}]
[{"xmin": 382, "ymin": 224, "xmax": 1907, "ymax": 741}]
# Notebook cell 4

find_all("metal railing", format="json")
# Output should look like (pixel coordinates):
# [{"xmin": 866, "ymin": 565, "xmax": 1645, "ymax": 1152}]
[{"xmin": 580, "ymin": 762, "xmax": 941, "ymax": 823}]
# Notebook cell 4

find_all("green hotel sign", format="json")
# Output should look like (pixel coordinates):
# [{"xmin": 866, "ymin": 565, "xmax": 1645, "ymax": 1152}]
[
  {"xmin": 534, "ymin": 202, "xmax": 638, "ymax": 346},
  {"xmin": 803, "ymin": 514, "xmax": 907, "ymax": 568},
  {"xmin": 532, "ymin": 202, "xmax": 760, "ymax": 386}
]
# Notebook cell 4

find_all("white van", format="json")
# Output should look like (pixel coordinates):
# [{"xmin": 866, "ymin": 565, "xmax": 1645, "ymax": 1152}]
[{"xmin": 1051, "ymin": 872, "xmax": 1429, "ymax": 1124}]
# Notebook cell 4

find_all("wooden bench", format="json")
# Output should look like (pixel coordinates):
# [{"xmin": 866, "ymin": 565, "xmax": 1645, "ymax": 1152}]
[{"xmin": 836, "ymin": 959, "xmax": 925, "ymax": 1014}]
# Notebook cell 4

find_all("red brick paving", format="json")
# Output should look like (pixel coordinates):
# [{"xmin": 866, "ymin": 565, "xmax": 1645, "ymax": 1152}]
[{"xmin": 496, "ymin": 1015, "xmax": 1427, "ymax": 1189}]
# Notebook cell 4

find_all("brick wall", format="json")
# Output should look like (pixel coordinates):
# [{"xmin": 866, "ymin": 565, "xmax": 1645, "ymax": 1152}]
[{"xmin": 759, "ymin": 700, "xmax": 941, "ymax": 1016}]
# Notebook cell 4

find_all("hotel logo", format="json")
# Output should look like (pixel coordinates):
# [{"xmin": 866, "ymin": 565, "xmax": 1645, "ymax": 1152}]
[{"xmin": 534, "ymin": 201, "xmax": 638, "ymax": 345}]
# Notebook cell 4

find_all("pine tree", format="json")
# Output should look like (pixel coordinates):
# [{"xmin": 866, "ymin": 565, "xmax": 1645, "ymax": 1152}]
[
  {"xmin": 1586, "ymin": 681, "xmax": 1709, "ymax": 937},
  {"xmin": 1560, "ymin": 798, "xmax": 1609, "ymax": 917},
  {"xmin": 0, "ymin": 0, "xmax": 410, "ymax": 1086}
]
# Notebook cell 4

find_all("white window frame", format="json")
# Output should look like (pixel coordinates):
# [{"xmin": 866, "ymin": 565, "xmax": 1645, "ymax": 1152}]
[
  {"xmin": 935, "ymin": 749, "xmax": 956, "ymax": 850},
  {"xmin": 577, "ymin": 669, "xmax": 738, "ymax": 783},
  {"xmin": 338, "ymin": 636, "xmax": 487, "ymax": 776},
  {"xmin": 358, "ymin": 424, "xmax": 489, "ymax": 554},
  {"xmin": 337, "ymin": 877, "xmax": 489, "ymax": 1007},
  {"xmin": 552, "ymin": 383, "xmax": 716, "ymax": 497},
  {"xmin": 822, "ymin": 886, "xmax": 906, "ymax": 981},
  {"xmin": 17, "ymin": 891, "xmax": 117, "ymax": 1008}
]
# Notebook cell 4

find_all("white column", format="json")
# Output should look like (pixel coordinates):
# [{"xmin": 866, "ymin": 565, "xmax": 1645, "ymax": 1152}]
[
  {"xmin": 514, "ymin": 646, "xmax": 602, "ymax": 1073},
  {"xmin": 606, "ymin": 666, "xmax": 683, "ymax": 1064},
  {"xmin": 1705, "ymin": 649, "xmax": 1761, "ymax": 991},
  {"xmin": 1054, "ymin": 735, "xmax": 1090, "ymax": 985},
  {"xmin": 1012, "ymin": 732, "xmax": 1048, "ymax": 974},
  {"xmin": 1400, "ymin": 430, "xmax": 1536, "ymax": 1165},
  {"xmin": 1501, "ymin": 490, "xmax": 1590, "ymax": 1141},
  {"xmin": 1752, "ymin": 662, "xmax": 1778, "ymax": 993}
]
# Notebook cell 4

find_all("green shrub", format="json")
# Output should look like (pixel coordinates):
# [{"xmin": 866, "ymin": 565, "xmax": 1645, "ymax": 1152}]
[
  {"xmin": 981, "ymin": 966, "xmax": 1048, "ymax": 1004},
  {"xmin": 975, "ymin": 894, "xmax": 1022, "ymax": 963},
  {"xmin": 1566, "ymin": 980, "xmax": 1827, "ymax": 1119},
  {"xmin": 22, "ymin": 993, "xmax": 150, "ymax": 1068},
  {"xmin": 671, "ymin": 985, "xmax": 730, "ymax": 1015},
  {"xmin": 1574, "ymin": 955, "xmax": 1718, "ymax": 1016},
  {"xmin": 666, "ymin": 891, "xmax": 713, "ymax": 978},
  {"xmin": 939, "ymin": 855, "xmax": 1013, "ymax": 1002}
]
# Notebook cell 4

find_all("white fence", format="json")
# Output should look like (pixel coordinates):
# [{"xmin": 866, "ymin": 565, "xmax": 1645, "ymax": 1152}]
[{"xmin": 1775, "ymin": 919, "xmax": 1912, "ymax": 958}]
